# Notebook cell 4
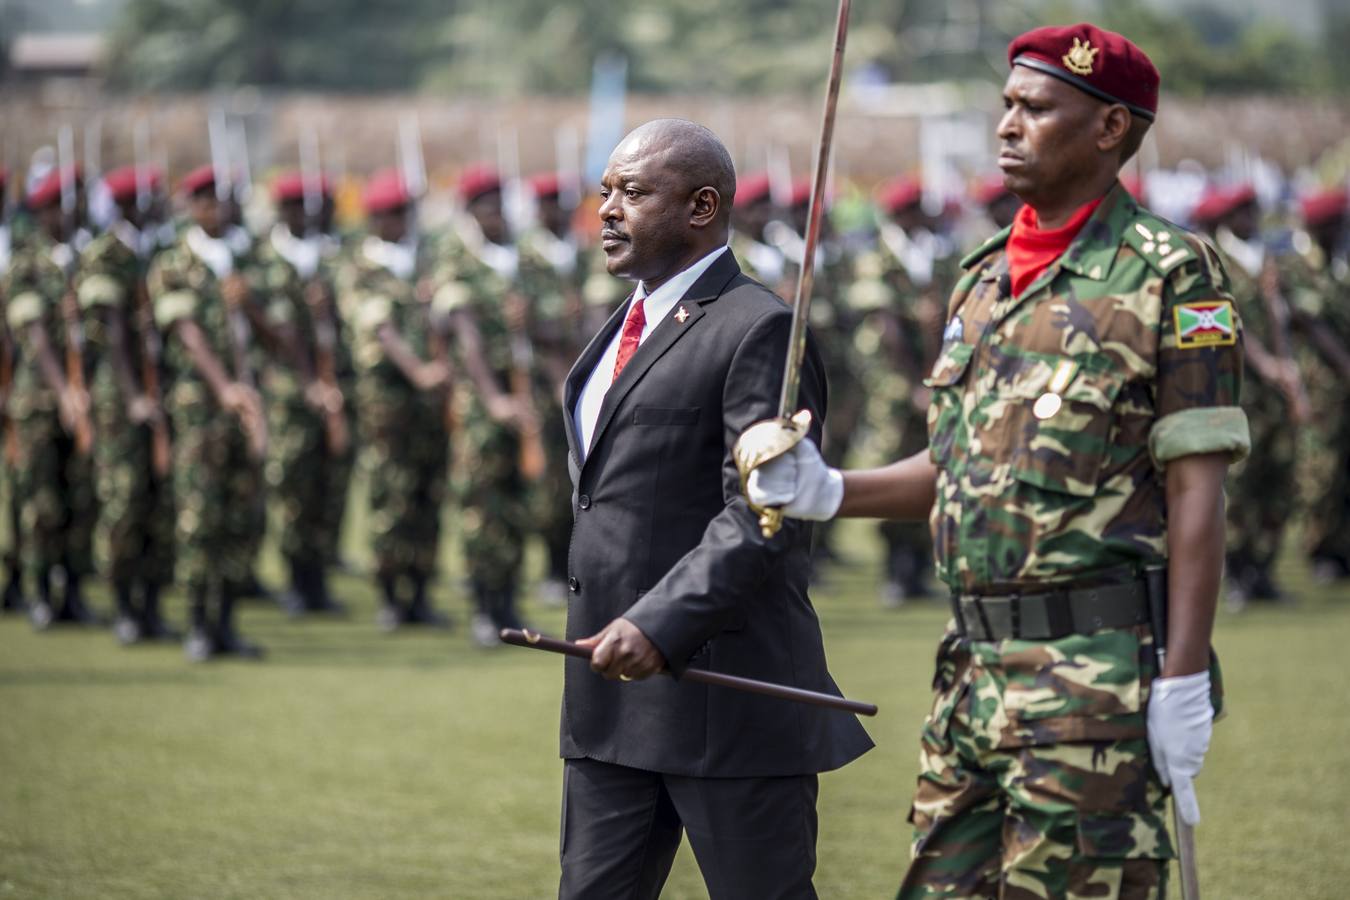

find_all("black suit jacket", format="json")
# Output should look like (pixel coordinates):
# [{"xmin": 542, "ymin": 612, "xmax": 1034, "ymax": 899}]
[{"xmin": 560, "ymin": 250, "xmax": 873, "ymax": 778}]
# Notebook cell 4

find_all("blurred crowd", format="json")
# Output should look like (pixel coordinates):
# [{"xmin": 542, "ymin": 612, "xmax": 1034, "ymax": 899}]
[{"xmin": 1, "ymin": 126, "xmax": 1347, "ymax": 661}]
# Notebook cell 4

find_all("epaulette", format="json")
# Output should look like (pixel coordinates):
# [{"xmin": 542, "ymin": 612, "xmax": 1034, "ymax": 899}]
[
  {"xmin": 959, "ymin": 226, "xmax": 1011, "ymax": 271},
  {"xmin": 1121, "ymin": 210, "xmax": 1196, "ymax": 277}
]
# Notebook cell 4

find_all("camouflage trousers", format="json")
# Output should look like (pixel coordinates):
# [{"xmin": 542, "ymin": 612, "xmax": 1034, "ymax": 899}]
[
  {"xmin": 531, "ymin": 396, "xmax": 573, "ymax": 581},
  {"xmin": 899, "ymin": 626, "xmax": 1172, "ymax": 900},
  {"xmin": 168, "ymin": 392, "xmax": 264, "ymax": 596},
  {"xmin": 362, "ymin": 394, "xmax": 448, "ymax": 579},
  {"xmin": 1226, "ymin": 388, "xmax": 1297, "ymax": 572},
  {"xmin": 265, "ymin": 393, "xmax": 351, "ymax": 566},
  {"xmin": 15, "ymin": 409, "xmax": 96, "ymax": 581},
  {"xmin": 92, "ymin": 394, "xmax": 175, "ymax": 585},
  {"xmin": 457, "ymin": 411, "xmax": 529, "ymax": 594}
]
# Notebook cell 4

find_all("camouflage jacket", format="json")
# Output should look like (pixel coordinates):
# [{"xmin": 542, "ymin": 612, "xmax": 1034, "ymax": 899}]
[
  {"xmin": 926, "ymin": 183, "xmax": 1250, "ymax": 592},
  {"xmin": 345, "ymin": 234, "xmax": 440, "ymax": 393},
  {"xmin": 147, "ymin": 228, "xmax": 260, "ymax": 410},
  {"xmin": 3, "ymin": 231, "xmax": 78, "ymax": 417},
  {"xmin": 428, "ymin": 224, "xmax": 519, "ymax": 386},
  {"xmin": 75, "ymin": 227, "xmax": 156, "ymax": 409}
]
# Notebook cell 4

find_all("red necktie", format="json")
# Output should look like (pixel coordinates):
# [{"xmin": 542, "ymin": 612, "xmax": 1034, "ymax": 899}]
[{"xmin": 611, "ymin": 297, "xmax": 646, "ymax": 383}]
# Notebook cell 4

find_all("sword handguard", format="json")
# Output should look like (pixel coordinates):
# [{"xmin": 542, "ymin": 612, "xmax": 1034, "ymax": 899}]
[{"xmin": 733, "ymin": 409, "xmax": 812, "ymax": 538}]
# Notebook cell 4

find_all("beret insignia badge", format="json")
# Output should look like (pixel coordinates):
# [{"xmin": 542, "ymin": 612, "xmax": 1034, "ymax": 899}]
[{"xmin": 1062, "ymin": 37, "xmax": 1099, "ymax": 75}]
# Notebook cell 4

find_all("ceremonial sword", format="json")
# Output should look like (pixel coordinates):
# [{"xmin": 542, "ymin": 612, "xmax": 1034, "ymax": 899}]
[{"xmin": 733, "ymin": 0, "xmax": 852, "ymax": 538}]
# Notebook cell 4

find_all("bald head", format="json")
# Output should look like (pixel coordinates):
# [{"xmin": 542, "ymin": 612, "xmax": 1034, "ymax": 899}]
[{"xmin": 598, "ymin": 119, "xmax": 736, "ymax": 288}]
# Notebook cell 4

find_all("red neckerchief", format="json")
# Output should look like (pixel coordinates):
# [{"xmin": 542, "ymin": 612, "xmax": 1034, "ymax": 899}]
[{"xmin": 1006, "ymin": 196, "xmax": 1104, "ymax": 298}]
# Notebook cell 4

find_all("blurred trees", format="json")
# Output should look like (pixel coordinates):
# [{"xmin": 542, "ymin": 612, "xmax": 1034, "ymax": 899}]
[{"xmin": 103, "ymin": 0, "xmax": 1350, "ymax": 96}]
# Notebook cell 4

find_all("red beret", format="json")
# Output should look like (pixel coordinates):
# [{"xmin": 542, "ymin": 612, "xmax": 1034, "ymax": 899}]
[
  {"xmin": 734, "ymin": 172, "xmax": 772, "ymax": 208},
  {"xmin": 103, "ymin": 165, "xmax": 162, "ymax": 205},
  {"xmin": 1009, "ymin": 23, "xmax": 1159, "ymax": 122},
  {"xmin": 1191, "ymin": 184, "xmax": 1256, "ymax": 225},
  {"xmin": 272, "ymin": 170, "xmax": 331, "ymax": 204},
  {"xmin": 1301, "ymin": 189, "xmax": 1348, "ymax": 227},
  {"xmin": 878, "ymin": 176, "xmax": 923, "ymax": 215},
  {"xmin": 529, "ymin": 172, "xmax": 562, "ymax": 199},
  {"xmin": 363, "ymin": 169, "xmax": 411, "ymax": 215},
  {"xmin": 971, "ymin": 174, "xmax": 1011, "ymax": 207},
  {"xmin": 459, "ymin": 164, "xmax": 502, "ymax": 203},
  {"xmin": 27, "ymin": 165, "xmax": 82, "ymax": 209},
  {"xmin": 180, "ymin": 164, "xmax": 219, "ymax": 198}
]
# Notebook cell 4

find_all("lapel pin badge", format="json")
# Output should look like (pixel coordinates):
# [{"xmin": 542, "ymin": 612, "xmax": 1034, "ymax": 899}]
[{"xmin": 674, "ymin": 305, "xmax": 690, "ymax": 324}]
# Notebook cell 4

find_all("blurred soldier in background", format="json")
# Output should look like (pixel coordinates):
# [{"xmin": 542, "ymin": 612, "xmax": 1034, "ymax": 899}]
[
  {"xmin": 148, "ymin": 164, "xmax": 267, "ymax": 660},
  {"xmin": 729, "ymin": 172, "xmax": 787, "ymax": 290},
  {"xmin": 76, "ymin": 164, "xmax": 178, "ymax": 643},
  {"xmin": 435, "ymin": 165, "xmax": 535, "ymax": 647},
  {"xmin": 347, "ymin": 170, "xmax": 451, "ymax": 631},
  {"xmin": 518, "ymin": 173, "xmax": 584, "ymax": 607},
  {"xmin": 0, "ymin": 166, "xmax": 25, "ymax": 615},
  {"xmin": 847, "ymin": 176, "xmax": 953, "ymax": 605},
  {"xmin": 5, "ymin": 165, "xmax": 99, "ymax": 629},
  {"xmin": 254, "ymin": 172, "xmax": 349, "ymax": 617},
  {"xmin": 971, "ymin": 173, "xmax": 1021, "ymax": 232},
  {"xmin": 1289, "ymin": 188, "xmax": 1350, "ymax": 583},
  {"xmin": 1193, "ymin": 185, "xmax": 1308, "ymax": 607}
]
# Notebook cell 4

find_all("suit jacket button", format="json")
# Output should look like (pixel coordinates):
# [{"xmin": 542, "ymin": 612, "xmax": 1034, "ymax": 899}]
[
  {"xmin": 578, "ymin": 494, "xmax": 592, "ymax": 510},
  {"xmin": 568, "ymin": 577, "xmax": 580, "ymax": 593}
]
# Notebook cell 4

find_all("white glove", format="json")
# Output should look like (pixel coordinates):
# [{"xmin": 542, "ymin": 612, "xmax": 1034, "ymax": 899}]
[
  {"xmin": 1147, "ymin": 671, "xmax": 1213, "ymax": 826},
  {"xmin": 745, "ymin": 438, "xmax": 844, "ymax": 521}
]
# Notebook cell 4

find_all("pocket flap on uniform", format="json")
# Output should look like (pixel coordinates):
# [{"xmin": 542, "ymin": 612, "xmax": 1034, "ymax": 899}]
[
  {"xmin": 924, "ymin": 341, "xmax": 974, "ymax": 388},
  {"xmin": 1077, "ymin": 813, "xmax": 1174, "ymax": 860},
  {"xmin": 632, "ymin": 406, "xmax": 700, "ymax": 426}
]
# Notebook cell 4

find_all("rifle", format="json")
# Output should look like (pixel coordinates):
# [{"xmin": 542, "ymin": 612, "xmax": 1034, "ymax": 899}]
[
  {"xmin": 134, "ymin": 278, "xmax": 171, "ymax": 476},
  {"xmin": 58, "ymin": 125, "xmax": 93, "ymax": 456},
  {"xmin": 305, "ymin": 281, "xmax": 349, "ymax": 457}
]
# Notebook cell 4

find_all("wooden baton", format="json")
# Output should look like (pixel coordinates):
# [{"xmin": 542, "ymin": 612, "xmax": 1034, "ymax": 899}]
[{"xmin": 500, "ymin": 628, "xmax": 877, "ymax": 717}]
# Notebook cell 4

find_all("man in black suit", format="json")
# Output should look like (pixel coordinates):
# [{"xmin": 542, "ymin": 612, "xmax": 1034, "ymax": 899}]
[{"xmin": 558, "ymin": 118, "xmax": 872, "ymax": 899}]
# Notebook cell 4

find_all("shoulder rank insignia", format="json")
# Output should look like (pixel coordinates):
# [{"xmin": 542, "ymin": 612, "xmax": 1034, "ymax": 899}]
[
  {"xmin": 1174, "ymin": 300, "xmax": 1237, "ymax": 349},
  {"xmin": 1063, "ymin": 37, "xmax": 1098, "ymax": 76}
]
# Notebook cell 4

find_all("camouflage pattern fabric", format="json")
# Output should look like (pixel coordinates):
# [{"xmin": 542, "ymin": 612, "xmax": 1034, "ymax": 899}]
[
  {"xmin": 903, "ymin": 184, "xmax": 1248, "ymax": 897},
  {"xmin": 4, "ymin": 233, "xmax": 96, "ymax": 582},
  {"xmin": 431, "ymin": 227, "xmax": 529, "ymax": 595},
  {"xmin": 76, "ymin": 230, "xmax": 174, "ymax": 586},
  {"xmin": 147, "ymin": 232, "xmax": 263, "ymax": 598},
  {"xmin": 348, "ymin": 236, "xmax": 448, "ymax": 579}
]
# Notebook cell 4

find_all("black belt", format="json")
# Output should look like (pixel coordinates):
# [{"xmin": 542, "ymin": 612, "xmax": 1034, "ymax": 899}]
[{"xmin": 950, "ymin": 578, "xmax": 1151, "ymax": 642}]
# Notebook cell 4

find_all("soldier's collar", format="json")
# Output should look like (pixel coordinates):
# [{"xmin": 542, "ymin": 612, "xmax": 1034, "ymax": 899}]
[{"xmin": 1054, "ymin": 183, "xmax": 1133, "ymax": 282}]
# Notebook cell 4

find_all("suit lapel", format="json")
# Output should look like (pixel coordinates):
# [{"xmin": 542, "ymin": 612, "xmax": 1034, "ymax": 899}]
[
  {"xmin": 583, "ymin": 251, "xmax": 740, "ymax": 466},
  {"xmin": 563, "ymin": 294, "xmax": 631, "ymax": 464}
]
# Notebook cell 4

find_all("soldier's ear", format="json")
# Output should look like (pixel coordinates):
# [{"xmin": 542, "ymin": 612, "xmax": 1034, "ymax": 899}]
[
  {"xmin": 691, "ymin": 186, "xmax": 720, "ymax": 229},
  {"xmin": 1097, "ymin": 105, "xmax": 1132, "ymax": 156}
]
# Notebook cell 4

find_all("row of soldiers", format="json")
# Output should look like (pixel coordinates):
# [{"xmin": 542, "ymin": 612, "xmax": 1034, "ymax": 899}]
[{"xmin": 1, "ymin": 154, "xmax": 1346, "ymax": 663}]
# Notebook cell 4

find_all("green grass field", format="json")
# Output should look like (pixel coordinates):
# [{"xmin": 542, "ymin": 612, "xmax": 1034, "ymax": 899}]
[{"xmin": 2, "ymin": 506, "xmax": 1349, "ymax": 899}]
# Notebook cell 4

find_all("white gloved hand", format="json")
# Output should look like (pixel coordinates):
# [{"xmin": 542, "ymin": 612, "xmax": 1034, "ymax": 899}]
[
  {"xmin": 1147, "ymin": 671, "xmax": 1213, "ymax": 826},
  {"xmin": 745, "ymin": 438, "xmax": 844, "ymax": 521}
]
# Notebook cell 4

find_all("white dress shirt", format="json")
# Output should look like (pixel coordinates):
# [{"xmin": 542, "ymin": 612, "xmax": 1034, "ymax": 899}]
[{"xmin": 573, "ymin": 244, "xmax": 728, "ymax": 461}]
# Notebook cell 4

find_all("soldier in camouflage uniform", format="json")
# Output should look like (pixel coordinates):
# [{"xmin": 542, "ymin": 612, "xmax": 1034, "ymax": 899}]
[
  {"xmin": 519, "ymin": 173, "xmax": 587, "ymax": 606},
  {"xmin": 1290, "ymin": 189, "xmax": 1350, "ymax": 581},
  {"xmin": 729, "ymin": 172, "xmax": 788, "ymax": 293},
  {"xmin": 0, "ymin": 166, "xmax": 25, "ymax": 615},
  {"xmin": 5, "ymin": 166, "xmax": 100, "ymax": 629},
  {"xmin": 315, "ymin": 190, "xmax": 358, "ymax": 573},
  {"xmin": 254, "ymin": 172, "xmax": 349, "ymax": 616},
  {"xmin": 432, "ymin": 166, "xmax": 536, "ymax": 646},
  {"xmin": 849, "ymin": 177, "xmax": 957, "ymax": 604},
  {"xmin": 751, "ymin": 25, "xmax": 1246, "ymax": 898},
  {"xmin": 76, "ymin": 165, "xmax": 178, "ymax": 643},
  {"xmin": 1192, "ymin": 186, "xmax": 1308, "ymax": 607},
  {"xmin": 148, "ymin": 165, "xmax": 268, "ymax": 661},
  {"xmin": 347, "ymin": 170, "xmax": 451, "ymax": 631}
]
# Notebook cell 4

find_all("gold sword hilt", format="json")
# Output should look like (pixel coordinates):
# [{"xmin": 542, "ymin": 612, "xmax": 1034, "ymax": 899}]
[{"xmin": 733, "ymin": 409, "xmax": 812, "ymax": 539}]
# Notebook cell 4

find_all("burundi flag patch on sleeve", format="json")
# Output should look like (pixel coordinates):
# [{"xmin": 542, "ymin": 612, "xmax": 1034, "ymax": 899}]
[{"xmin": 1173, "ymin": 300, "xmax": 1237, "ymax": 349}]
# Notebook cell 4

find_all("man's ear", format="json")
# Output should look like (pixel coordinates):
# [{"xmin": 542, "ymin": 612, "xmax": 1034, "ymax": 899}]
[
  {"xmin": 691, "ymin": 186, "xmax": 720, "ymax": 229},
  {"xmin": 1097, "ymin": 105, "xmax": 1132, "ymax": 155}
]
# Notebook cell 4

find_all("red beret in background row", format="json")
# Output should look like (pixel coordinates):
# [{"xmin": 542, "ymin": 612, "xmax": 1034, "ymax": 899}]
[
  {"xmin": 363, "ymin": 169, "xmax": 411, "ymax": 215},
  {"xmin": 179, "ymin": 164, "xmax": 218, "ymax": 198},
  {"xmin": 529, "ymin": 172, "xmax": 562, "ymax": 199},
  {"xmin": 1008, "ymin": 22, "xmax": 1160, "ymax": 122},
  {"xmin": 272, "ymin": 170, "xmax": 332, "ymax": 204},
  {"xmin": 103, "ymin": 165, "xmax": 163, "ymax": 205},
  {"xmin": 734, "ymin": 172, "xmax": 771, "ymax": 208},
  {"xmin": 27, "ymin": 165, "xmax": 83, "ymax": 209},
  {"xmin": 458, "ymin": 164, "xmax": 502, "ymax": 203},
  {"xmin": 1191, "ymin": 184, "xmax": 1257, "ymax": 225},
  {"xmin": 971, "ymin": 174, "xmax": 1011, "ymax": 208},
  {"xmin": 877, "ymin": 176, "xmax": 922, "ymax": 215},
  {"xmin": 1301, "ymin": 188, "xmax": 1348, "ymax": 227}
]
